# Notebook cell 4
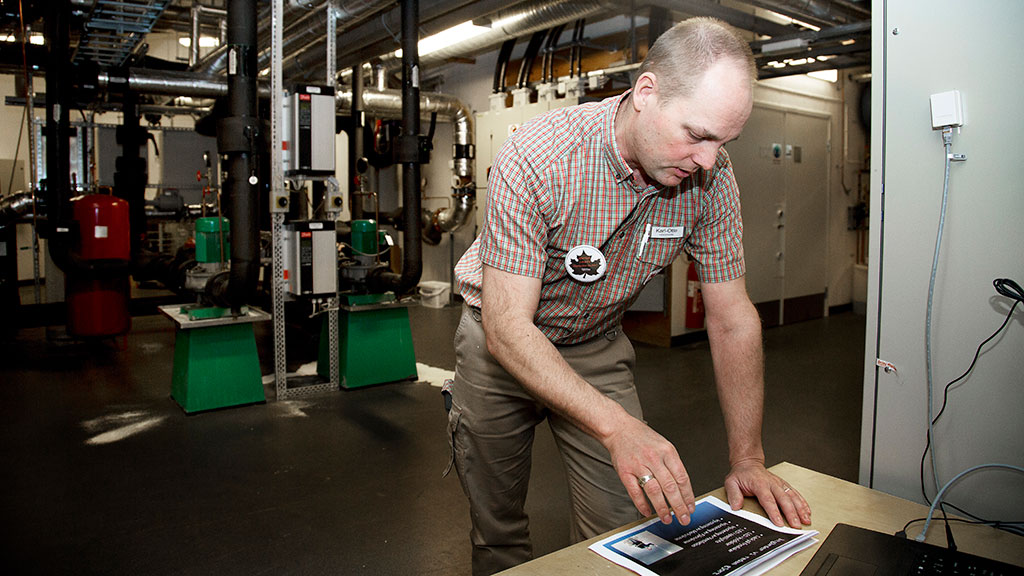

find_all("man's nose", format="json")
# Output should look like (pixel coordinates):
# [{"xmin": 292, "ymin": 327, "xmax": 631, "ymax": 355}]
[{"xmin": 694, "ymin": 142, "xmax": 719, "ymax": 171}]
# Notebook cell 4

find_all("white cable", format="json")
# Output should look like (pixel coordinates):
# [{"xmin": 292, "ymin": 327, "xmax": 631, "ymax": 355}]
[
  {"xmin": 916, "ymin": 464, "xmax": 1024, "ymax": 542},
  {"xmin": 924, "ymin": 126, "xmax": 954, "ymax": 500}
]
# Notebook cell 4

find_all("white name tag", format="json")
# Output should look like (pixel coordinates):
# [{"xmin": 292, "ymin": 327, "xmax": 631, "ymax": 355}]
[{"xmin": 650, "ymin": 226, "xmax": 685, "ymax": 239}]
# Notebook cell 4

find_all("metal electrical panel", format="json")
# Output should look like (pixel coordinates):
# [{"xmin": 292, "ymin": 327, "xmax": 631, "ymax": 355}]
[
  {"xmin": 283, "ymin": 221, "xmax": 337, "ymax": 296},
  {"xmin": 287, "ymin": 85, "xmax": 336, "ymax": 176}
]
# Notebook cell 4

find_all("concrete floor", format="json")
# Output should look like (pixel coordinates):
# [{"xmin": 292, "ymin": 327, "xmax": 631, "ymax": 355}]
[{"xmin": 0, "ymin": 302, "xmax": 864, "ymax": 575}]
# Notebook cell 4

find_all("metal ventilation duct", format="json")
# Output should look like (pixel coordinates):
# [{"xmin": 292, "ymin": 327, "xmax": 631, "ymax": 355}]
[
  {"xmin": 374, "ymin": 0, "xmax": 606, "ymax": 73},
  {"xmin": 738, "ymin": 0, "xmax": 870, "ymax": 27}
]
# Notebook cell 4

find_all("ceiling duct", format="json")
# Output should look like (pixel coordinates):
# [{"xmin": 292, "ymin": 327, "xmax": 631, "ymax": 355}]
[
  {"xmin": 641, "ymin": 0, "xmax": 795, "ymax": 37},
  {"xmin": 737, "ymin": 0, "xmax": 870, "ymax": 28},
  {"xmin": 190, "ymin": 0, "xmax": 330, "ymax": 75},
  {"xmin": 280, "ymin": 0, "xmax": 503, "ymax": 82},
  {"xmin": 373, "ymin": 0, "xmax": 607, "ymax": 74},
  {"xmin": 328, "ymin": 0, "xmax": 530, "ymax": 76},
  {"xmin": 256, "ymin": 0, "xmax": 395, "ymax": 77}
]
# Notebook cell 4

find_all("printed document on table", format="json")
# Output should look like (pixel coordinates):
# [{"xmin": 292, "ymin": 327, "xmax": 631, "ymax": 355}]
[{"xmin": 589, "ymin": 496, "xmax": 818, "ymax": 576}]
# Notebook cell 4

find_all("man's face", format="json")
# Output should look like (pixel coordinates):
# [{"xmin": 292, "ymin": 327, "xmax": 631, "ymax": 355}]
[{"xmin": 629, "ymin": 61, "xmax": 753, "ymax": 188}]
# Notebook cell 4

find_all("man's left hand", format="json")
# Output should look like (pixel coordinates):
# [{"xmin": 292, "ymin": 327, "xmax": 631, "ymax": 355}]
[{"xmin": 724, "ymin": 460, "xmax": 812, "ymax": 528}]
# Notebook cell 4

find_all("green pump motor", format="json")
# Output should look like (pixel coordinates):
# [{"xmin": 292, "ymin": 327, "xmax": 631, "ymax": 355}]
[
  {"xmin": 184, "ymin": 216, "xmax": 230, "ymax": 293},
  {"xmin": 340, "ymin": 219, "xmax": 392, "ymax": 289}
]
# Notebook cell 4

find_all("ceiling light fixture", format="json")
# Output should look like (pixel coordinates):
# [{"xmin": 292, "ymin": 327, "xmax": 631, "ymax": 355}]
[
  {"xmin": 766, "ymin": 11, "xmax": 821, "ymax": 32},
  {"xmin": 808, "ymin": 69, "xmax": 838, "ymax": 82},
  {"xmin": 394, "ymin": 14, "xmax": 527, "ymax": 58},
  {"xmin": 394, "ymin": 20, "xmax": 490, "ymax": 58},
  {"xmin": 2, "ymin": 33, "xmax": 44, "ymax": 44},
  {"xmin": 761, "ymin": 37, "xmax": 809, "ymax": 55},
  {"xmin": 178, "ymin": 36, "xmax": 220, "ymax": 48}
]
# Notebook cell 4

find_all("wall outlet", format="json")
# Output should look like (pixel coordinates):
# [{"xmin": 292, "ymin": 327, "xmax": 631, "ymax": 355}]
[{"xmin": 930, "ymin": 90, "xmax": 964, "ymax": 129}]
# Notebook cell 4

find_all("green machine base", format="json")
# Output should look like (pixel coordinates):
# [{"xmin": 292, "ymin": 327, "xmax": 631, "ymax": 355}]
[
  {"xmin": 318, "ymin": 293, "xmax": 418, "ymax": 389},
  {"xmin": 161, "ymin": 305, "xmax": 267, "ymax": 413}
]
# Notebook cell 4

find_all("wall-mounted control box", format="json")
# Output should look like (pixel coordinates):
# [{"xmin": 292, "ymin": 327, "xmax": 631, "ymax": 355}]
[
  {"xmin": 283, "ymin": 221, "xmax": 337, "ymax": 296},
  {"xmin": 287, "ymin": 85, "xmax": 336, "ymax": 176}
]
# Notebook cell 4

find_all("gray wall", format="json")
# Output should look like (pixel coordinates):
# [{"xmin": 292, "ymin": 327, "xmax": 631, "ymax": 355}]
[{"xmin": 861, "ymin": 0, "xmax": 1024, "ymax": 520}]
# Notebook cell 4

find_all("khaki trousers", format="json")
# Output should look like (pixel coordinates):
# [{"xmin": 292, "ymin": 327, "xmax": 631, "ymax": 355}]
[{"xmin": 446, "ymin": 306, "xmax": 643, "ymax": 576}]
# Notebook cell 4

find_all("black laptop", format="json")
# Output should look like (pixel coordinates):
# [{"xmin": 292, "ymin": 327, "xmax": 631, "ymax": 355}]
[{"xmin": 799, "ymin": 523, "xmax": 1024, "ymax": 575}]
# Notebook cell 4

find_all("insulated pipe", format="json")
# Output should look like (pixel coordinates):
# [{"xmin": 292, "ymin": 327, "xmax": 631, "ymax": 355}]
[
  {"xmin": 373, "ymin": 62, "xmax": 387, "ymax": 91},
  {"xmin": 188, "ymin": 3, "xmax": 227, "ymax": 67},
  {"xmin": 98, "ymin": 69, "xmax": 235, "ymax": 99},
  {"xmin": 257, "ymin": 0, "xmax": 395, "ymax": 79},
  {"xmin": 95, "ymin": 69, "xmax": 477, "ymax": 235},
  {"xmin": 210, "ymin": 0, "xmax": 261, "ymax": 312},
  {"xmin": 301, "ymin": 0, "xmax": 492, "ymax": 81},
  {"xmin": 737, "ymin": 0, "xmax": 862, "ymax": 27},
  {"xmin": 43, "ymin": 0, "xmax": 72, "ymax": 272},
  {"xmin": 337, "ymin": 88, "xmax": 476, "ymax": 234},
  {"xmin": 334, "ymin": 0, "xmax": 536, "ymax": 75},
  {"xmin": 113, "ymin": 91, "xmax": 148, "ymax": 261},
  {"xmin": 0, "ymin": 191, "xmax": 37, "ymax": 227},
  {"xmin": 374, "ymin": 0, "xmax": 605, "ymax": 74},
  {"xmin": 516, "ymin": 30, "xmax": 548, "ymax": 89},
  {"xmin": 96, "ymin": 70, "xmax": 473, "ymax": 183},
  {"xmin": 434, "ymin": 193, "xmax": 473, "ymax": 233},
  {"xmin": 190, "ymin": 4, "xmax": 200, "ymax": 67},
  {"xmin": 493, "ymin": 38, "xmax": 517, "ymax": 94},
  {"xmin": 390, "ymin": 0, "xmax": 424, "ymax": 294},
  {"xmin": 542, "ymin": 24, "xmax": 566, "ymax": 83},
  {"xmin": 336, "ymin": 88, "xmax": 475, "ymax": 184},
  {"xmin": 350, "ymin": 63, "xmax": 366, "ymax": 220},
  {"xmin": 192, "ymin": 0, "xmax": 322, "ymax": 75}
]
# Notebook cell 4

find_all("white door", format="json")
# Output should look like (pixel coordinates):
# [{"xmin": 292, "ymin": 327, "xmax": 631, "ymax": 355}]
[{"xmin": 727, "ymin": 105, "xmax": 829, "ymax": 326}]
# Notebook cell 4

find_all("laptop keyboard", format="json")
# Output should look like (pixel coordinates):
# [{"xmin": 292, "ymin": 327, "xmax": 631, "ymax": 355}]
[
  {"xmin": 911, "ymin": 548, "xmax": 1018, "ymax": 575},
  {"xmin": 799, "ymin": 523, "xmax": 1024, "ymax": 576}
]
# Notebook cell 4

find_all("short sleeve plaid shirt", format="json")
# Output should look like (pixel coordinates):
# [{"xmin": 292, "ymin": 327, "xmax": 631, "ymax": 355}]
[{"xmin": 454, "ymin": 91, "xmax": 745, "ymax": 345}]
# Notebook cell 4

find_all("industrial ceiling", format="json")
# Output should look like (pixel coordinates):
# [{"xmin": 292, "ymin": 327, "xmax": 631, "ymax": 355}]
[{"xmin": 0, "ymin": 0, "xmax": 870, "ymax": 86}]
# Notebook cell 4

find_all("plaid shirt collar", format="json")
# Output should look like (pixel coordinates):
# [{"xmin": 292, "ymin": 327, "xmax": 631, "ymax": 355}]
[
  {"xmin": 602, "ymin": 90, "xmax": 670, "ymax": 196},
  {"xmin": 602, "ymin": 91, "xmax": 638, "ymax": 186}
]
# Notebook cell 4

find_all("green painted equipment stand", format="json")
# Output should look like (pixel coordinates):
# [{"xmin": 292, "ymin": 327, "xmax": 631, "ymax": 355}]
[
  {"xmin": 318, "ymin": 293, "xmax": 418, "ymax": 389},
  {"xmin": 160, "ymin": 305, "xmax": 269, "ymax": 413}
]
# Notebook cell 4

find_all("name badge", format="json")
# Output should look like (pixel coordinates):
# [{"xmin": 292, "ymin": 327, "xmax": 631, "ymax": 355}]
[
  {"xmin": 565, "ymin": 245, "xmax": 607, "ymax": 283},
  {"xmin": 650, "ymin": 226, "xmax": 686, "ymax": 239}
]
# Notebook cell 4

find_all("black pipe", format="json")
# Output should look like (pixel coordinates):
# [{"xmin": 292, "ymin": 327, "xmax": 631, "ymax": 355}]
[
  {"xmin": 568, "ymin": 19, "xmax": 580, "ymax": 78},
  {"xmin": 396, "ymin": 0, "xmax": 423, "ymax": 293},
  {"xmin": 43, "ymin": 0, "xmax": 72, "ymax": 272},
  {"xmin": 371, "ymin": 0, "xmax": 422, "ymax": 295},
  {"xmin": 542, "ymin": 24, "xmax": 566, "ymax": 83},
  {"xmin": 350, "ymin": 63, "xmax": 365, "ymax": 220},
  {"xmin": 210, "ymin": 0, "xmax": 261, "ymax": 312},
  {"xmin": 575, "ymin": 19, "xmax": 586, "ymax": 78},
  {"xmin": 648, "ymin": 5, "xmax": 671, "ymax": 48},
  {"xmin": 114, "ymin": 91, "xmax": 148, "ymax": 261},
  {"xmin": 517, "ymin": 30, "xmax": 548, "ymax": 90},
  {"xmin": 493, "ymin": 38, "xmax": 517, "ymax": 94}
]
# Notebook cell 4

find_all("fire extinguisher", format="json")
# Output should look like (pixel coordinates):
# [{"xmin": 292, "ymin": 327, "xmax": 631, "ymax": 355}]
[{"xmin": 685, "ymin": 260, "xmax": 705, "ymax": 330}]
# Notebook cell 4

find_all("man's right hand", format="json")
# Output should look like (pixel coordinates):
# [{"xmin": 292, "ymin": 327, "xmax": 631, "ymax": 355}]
[
  {"xmin": 481, "ymin": 265, "xmax": 695, "ymax": 525},
  {"xmin": 602, "ymin": 415, "xmax": 696, "ymax": 525}
]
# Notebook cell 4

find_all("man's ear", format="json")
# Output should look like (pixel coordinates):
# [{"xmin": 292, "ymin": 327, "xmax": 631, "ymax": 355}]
[{"xmin": 632, "ymin": 72, "xmax": 658, "ymax": 112}]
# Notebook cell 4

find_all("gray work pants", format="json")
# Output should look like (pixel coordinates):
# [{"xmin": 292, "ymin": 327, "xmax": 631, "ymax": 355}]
[{"xmin": 445, "ymin": 306, "xmax": 643, "ymax": 576}]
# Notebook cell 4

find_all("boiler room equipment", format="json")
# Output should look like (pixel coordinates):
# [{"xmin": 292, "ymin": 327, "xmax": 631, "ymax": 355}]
[
  {"xmin": 318, "ymin": 218, "xmax": 417, "ymax": 388},
  {"xmin": 66, "ymin": 193, "xmax": 131, "ymax": 338},
  {"xmin": 161, "ymin": 215, "xmax": 266, "ymax": 413},
  {"xmin": 283, "ymin": 220, "xmax": 337, "ymax": 297},
  {"xmin": 286, "ymin": 84, "xmax": 336, "ymax": 177}
]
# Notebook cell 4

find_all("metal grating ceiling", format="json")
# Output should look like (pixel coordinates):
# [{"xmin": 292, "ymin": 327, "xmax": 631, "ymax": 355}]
[{"xmin": 74, "ymin": 0, "xmax": 171, "ymax": 68}]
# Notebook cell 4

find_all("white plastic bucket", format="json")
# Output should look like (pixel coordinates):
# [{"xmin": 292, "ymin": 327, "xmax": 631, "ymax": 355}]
[{"xmin": 418, "ymin": 281, "xmax": 451, "ymax": 308}]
